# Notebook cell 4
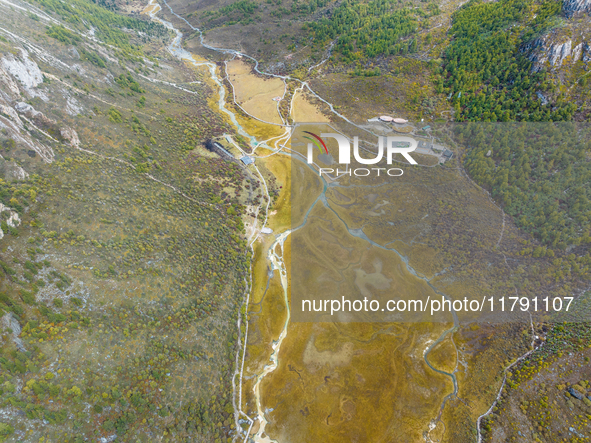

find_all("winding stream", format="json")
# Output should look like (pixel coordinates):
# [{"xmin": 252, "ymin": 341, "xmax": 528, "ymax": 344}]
[
  {"xmin": 143, "ymin": 5, "xmax": 293, "ymax": 441},
  {"xmin": 143, "ymin": 4, "xmax": 460, "ymax": 441},
  {"xmin": 294, "ymin": 159, "xmax": 461, "ymax": 443},
  {"xmin": 250, "ymin": 230, "xmax": 291, "ymax": 442}
]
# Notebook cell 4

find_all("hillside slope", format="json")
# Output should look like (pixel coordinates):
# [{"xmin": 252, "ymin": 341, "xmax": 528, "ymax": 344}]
[{"xmin": 0, "ymin": 0, "xmax": 257, "ymax": 440}]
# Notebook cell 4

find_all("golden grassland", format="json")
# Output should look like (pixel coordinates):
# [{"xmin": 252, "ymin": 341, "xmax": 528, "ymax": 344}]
[
  {"xmin": 227, "ymin": 59, "xmax": 285, "ymax": 125},
  {"xmin": 193, "ymin": 61, "xmax": 286, "ymax": 142},
  {"xmin": 259, "ymin": 154, "xmax": 292, "ymax": 232},
  {"xmin": 140, "ymin": 2, "xmax": 159, "ymax": 15},
  {"xmin": 240, "ymin": 94, "xmax": 325, "ymax": 420},
  {"xmin": 426, "ymin": 335, "xmax": 457, "ymax": 374},
  {"xmin": 243, "ymin": 237, "xmax": 287, "ymax": 376},
  {"xmin": 235, "ymin": 109, "xmax": 286, "ymax": 141},
  {"xmin": 291, "ymin": 90, "xmax": 330, "ymax": 123},
  {"xmin": 260, "ymin": 321, "xmax": 454, "ymax": 442},
  {"xmin": 290, "ymin": 201, "xmax": 442, "ymax": 322},
  {"xmin": 242, "ymin": 150, "xmax": 457, "ymax": 439},
  {"xmin": 240, "ymin": 154, "xmax": 294, "ymax": 418},
  {"xmin": 241, "ymin": 122, "xmax": 576, "ymax": 441}
]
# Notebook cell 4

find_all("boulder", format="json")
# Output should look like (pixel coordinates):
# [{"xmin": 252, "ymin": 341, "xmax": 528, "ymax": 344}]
[
  {"xmin": 1, "ymin": 313, "xmax": 26, "ymax": 352},
  {"xmin": 568, "ymin": 387, "xmax": 584, "ymax": 400},
  {"xmin": 60, "ymin": 126, "xmax": 80, "ymax": 147}
]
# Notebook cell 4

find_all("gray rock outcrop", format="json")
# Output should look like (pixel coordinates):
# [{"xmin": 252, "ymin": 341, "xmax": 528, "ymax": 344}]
[
  {"xmin": 563, "ymin": 0, "xmax": 591, "ymax": 16},
  {"xmin": 1, "ymin": 313, "xmax": 26, "ymax": 352},
  {"xmin": 60, "ymin": 126, "xmax": 80, "ymax": 147}
]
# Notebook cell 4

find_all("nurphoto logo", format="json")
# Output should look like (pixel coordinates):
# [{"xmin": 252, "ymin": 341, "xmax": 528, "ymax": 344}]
[{"xmin": 304, "ymin": 131, "xmax": 419, "ymax": 177}]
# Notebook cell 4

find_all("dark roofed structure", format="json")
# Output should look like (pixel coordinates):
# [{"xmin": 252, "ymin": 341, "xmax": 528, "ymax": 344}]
[{"xmin": 205, "ymin": 139, "xmax": 233, "ymax": 158}]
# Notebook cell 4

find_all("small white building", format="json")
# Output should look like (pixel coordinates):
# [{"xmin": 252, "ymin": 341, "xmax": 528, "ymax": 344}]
[{"xmin": 240, "ymin": 156, "xmax": 254, "ymax": 165}]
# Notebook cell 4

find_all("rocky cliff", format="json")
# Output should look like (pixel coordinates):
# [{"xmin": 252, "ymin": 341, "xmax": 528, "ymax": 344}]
[
  {"xmin": 563, "ymin": 0, "xmax": 591, "ymax": 17},
  {"xmin": 527, "ymin": 35, "xmax": 590, "ymax": 72}
]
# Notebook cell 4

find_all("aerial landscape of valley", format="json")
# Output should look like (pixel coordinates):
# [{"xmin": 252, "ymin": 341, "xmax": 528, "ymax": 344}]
[{"xmin": 0, "ymin": 0, "xmax": 588, "ymax": 440}]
